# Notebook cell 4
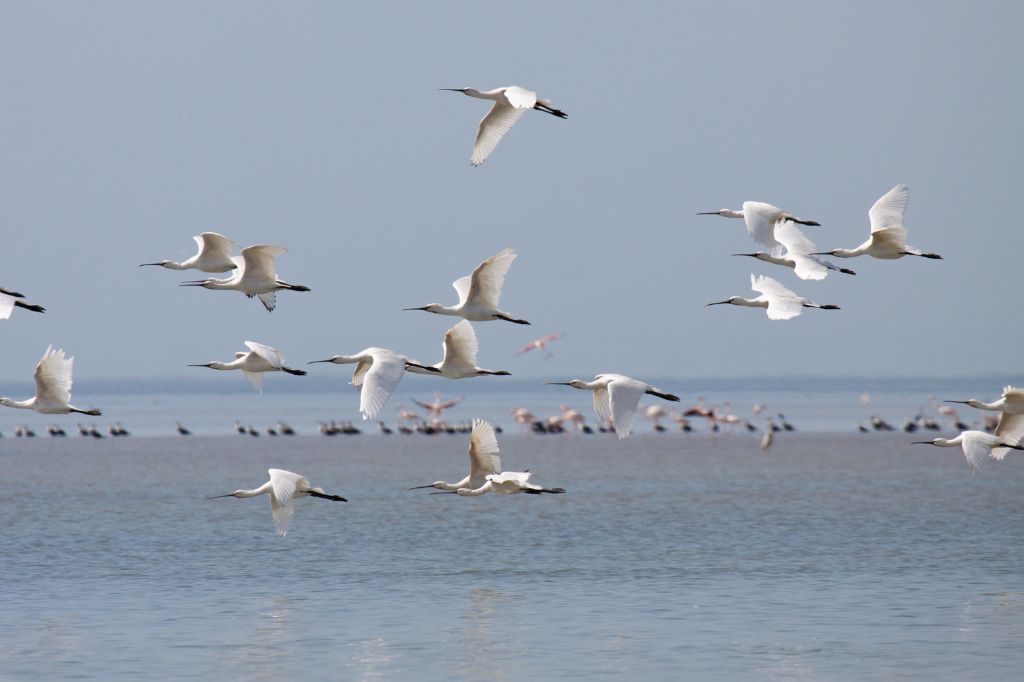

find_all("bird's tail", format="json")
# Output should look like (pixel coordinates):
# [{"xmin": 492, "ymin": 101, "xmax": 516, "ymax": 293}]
[
  {"xmin": 308, "ymin": 490, "xmax": 347, "ymax": 502},
  {"xmin": 281, "ymin": 367, "xmax": 307, "ymax": 376}
]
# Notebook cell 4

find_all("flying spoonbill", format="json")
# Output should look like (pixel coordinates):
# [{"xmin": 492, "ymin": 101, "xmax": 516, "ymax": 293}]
[
  {"xmin": 189, "ymin": 341, "xmax": 307, "ymax": 391},
  {"xmin": 706, "ymin": 274, "xmax": 839, "ymax": 320},
  {"xmin": 140, "ymin": 232, "xmax": 236, "ymax": 272},
  {"xmin": 945, "ymin": 385, "xmax": 1024, "ymax": 414},
  {"xmin": 517, "ymin": 332, "xmax": 562, "ymax": 358},
  {"xmin": 180, "ymin": 244, "xmax": 310, "ymax": 311},
  {"xmin": 208, "ymin": 468, "xmax": 347, "ymax": 536},
  {"xmin": 698, "ymin": 202, "xmax": 820, "ymax": 257},
  {"xmin": 405, "ymin": 247, "xmax": 529, "ymax": 324},
  {"xmin": 409, "ymin": 417, "xmax": 503, "ymax": 492},
  {"xmin": 546, "ymin": 374, "xmax": 680, "ymax": 439},
  {"xmin": 812, "ymin": 185, "xmax": 942, "ymax": 260},
  {"xmin": 0, "ymin": 288, "xmax": 45, "ymax": 318},
  {"xmin": 405, "ymin": 320, "xmax": 511, "ymax": 379},
  {"xmin": 0, "ymin": 346, "xmax": 101, "ymax": 416},
  {"xmin": 309, "ymin": 347, "xmax": 418, "ymax": 420},
  {"xmin": 732, "ymin": 220, "xmax": 855, "ymax": 280},
  {"xmin": 913, "ymin": 422, "xmax": 1024, "ymax": 471},
  {"xmin": 441, "ymin": 86, "xmax": 567, "ymax": 166}
]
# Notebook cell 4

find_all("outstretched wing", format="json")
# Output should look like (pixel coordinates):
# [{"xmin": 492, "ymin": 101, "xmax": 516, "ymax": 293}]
[
  {"xmin": 960, "ymin": 433, "xmax": 994, "ymax": 472},
  {"xmin": 776, "ymin": 221, "xmax": 827, "ymax": 281},
  {"xmin": 240, "ymin": 245, "xmax": 287, "ymax": 282},
  {"xmin": 741, "ymin": 202, "xmax": 784, "ymax": 257},
  {"xmin": 468, "ymin": 418, "xmax": 502, "ymax": 486},
  {"xmin": 992, "ymin": 412, "xmax": 1024, "ymax": 460},
  {"xmin": 269, "ymin": 468, "xmax": 307, "ymax": 535},
  {"xmin": 442, "ymin": 320, "xmax": 479, "ymax": 371},
  {"xmin": 0, "ymin": 292, "xmax": 15, "ymax": 320},
  {"xmin": 244, "ymin": 340, "xmax": 284, "ymax": 369},
  {"xmin": 360, "ymin": 349, "xmax": 406, "ymax": 420},
  {"xmin": 242, "ymin": 371, "xmax": 264, "ymax": 393},
  {"xmin": 750, "ymin": 273, "xmax": 803, "ymax": 320},
  {"xmin": 466, "ymin": 247, "xmax": 516, "ymax": 309},
  {"xmin": 868, "ymin": 184, "xmax": 910, "ymax": 233},
  {"xmin": 1001, "ymin": 386, "xmax": 1024, "ymax": 412},
  {"xmin": 196, "ymin": 232, "xmax": 235, "ymax": 260},
  {"xmin": 451, "ymin": 276, "xmax": 472, "ymax": 306},
  {"xmin": 34, "ymin": 346, "xmax": 73, "ymax": 406},
  {"xmin": 607, "ymin": 377, "xmax": 644, "ymax": 439},
  {"xmin": 472, "ymin": 99, "xmax": 528, "ymax": 166},
  {"xmin": 593, "ymin": 385, "xmax": 612, "ymax": 426}
]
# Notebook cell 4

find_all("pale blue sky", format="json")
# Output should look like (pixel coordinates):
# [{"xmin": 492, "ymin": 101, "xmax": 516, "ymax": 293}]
[{"xmin": 1, "ymin": 1, "xmax": 1022, "ymax": 381}]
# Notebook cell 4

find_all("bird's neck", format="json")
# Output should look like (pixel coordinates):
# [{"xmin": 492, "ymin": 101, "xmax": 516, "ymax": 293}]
[
  {"xmin": 736, "ymin": 297, "xmax": 768, "ymax": 308},
  {"xmin": 237, "ymin": 482, "xmax": 274, "ymax": 498},
  {"xmin": 457, "ymin": 483, "xmax": 492, "ymax": 496},
  {"xmin": 2, "ymin": 397, "xmax": 35, "ymax": 410},
  {"xmin": 432, "ymin": 306, "xmax": 462, "ymax": 317},
  {"xmin": 439, "ymin": 476, "xmax": 469, "ymax": 491},
  {"xmin": 209, "ymin": 361, "xmax": 239, "ymax": 371},
  {"xmin": 936, "ymin": 436, "xmax": 963, "ymax": 447},
  {"xmin": 756, "ymin": 254, "xmax": 792, "ymax": 267},
  {"xmin": 163, "ymin": 261, "xmax": 187, "ymax": 270},
  {"xmin": 831, "ymin": 248, "xmax": 860, "ymax": 258},
  {"xmin": 968, "ymin": 399, "xmax": 1002, "ymax": 411},
  {"xmin": 721, "ymin": 209, "xmax": 744, "ymax": 219}
]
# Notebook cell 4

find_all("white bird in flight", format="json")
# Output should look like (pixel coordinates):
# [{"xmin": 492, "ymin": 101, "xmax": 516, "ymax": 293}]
[
  {"xmin": 945, "ymin": 386, "xmax": 1024, "ymax": 414},
  {"xmin": 913, "ymin": 425, "xmax": 1024, "ymax": 471},
  {"xmin": 404, "ymin": 247, "xmax": 529, "ymax": 324},
  {"xmin": 179, "ymin": 244, "xmax": 310, "ymax": 311},
  {"xmin": 0, "ymin": 345, "xmax": 101, "ymax": 416},
  {"xmin": 422, "ymin": 419, "xmax": 566, "ymax": 496},
  {"xmin": 546, "ymin": 373, "xmax": 680, "ymax": 440},
  {"xmin": 409, "ymin": 417, "xmax": 504, "ymax": 492},
  {"xmin": 404, "ymin": 320, "xmax": 511, "ymax": 379},
  {"xmin": 188, "ymin": 341, "xmax": 307, "ymax": 391},
  {"xmin": 698, "ymin": 202, "xmax": 820, "ymax": 257},
  {"xmin": 208, "ymin": 468, "xmax": 347, "ymax": 536},
  {"xmin": 140, "ymin": 232, "xmax": 237, "ymax": 272},
  {"xmin": 732, "ymin": 220, "xmax": 856, "ymax": 280},
  {"xmin": 309, "ymin": 347, "xmax": 415, "ymax": 420},
  {"xmin": 516, "ymin": 332, "xmax": 563, "ymax": 359},
  {"xmin": 706, "ymin": 274, "xmax": 840, "ymax": 320},
  {"xmin": 812, "ymin": 185, "xmax": 942, "ymax": 260},
  {"xmin": 0, "ymin": 287, "xmax": 45, "ymax": 318},
  {"xmin": 441, "ymin": 85, "xmax": 567, "ymax": 166}
]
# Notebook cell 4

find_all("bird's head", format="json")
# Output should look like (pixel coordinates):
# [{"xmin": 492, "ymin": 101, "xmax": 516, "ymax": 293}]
[
  {"xmin": 138, "ymin": 260, "xmax": 171, "ymax": 268},
  {"xmin": 403, "ymin": 303, "xmax": 442, "ymax": 314},
  {"xmin": 731, "ymin": 252, "xmax": 768, "ymax": 261},
  {"xmin": 911, "ymin": 438, "xmax": 945, "ymax": 447},
  {"xmin": 810, "ymin": 249, "xmax": 842, "ymax": 257},
  {"xmin": 187, "ymin": 363, "xmax": 214, "ymax": 369},
  {"xmin": 696, "ymin": 209, "xmax": 729, "ymax": 217},
  {"xmin": 439, "ymin": 87, "xmax": 475, "ymax": 96},
  {"xmin": 0, "ymin": 397, "xmax": 13, "ymax": 407},
  {"xmin": 179, "ymin": 279, "xmax": 214, "ymax": 288},
  {"xmin": 705, "ymin": 297, "xmax": 742, "ymax": 307}
]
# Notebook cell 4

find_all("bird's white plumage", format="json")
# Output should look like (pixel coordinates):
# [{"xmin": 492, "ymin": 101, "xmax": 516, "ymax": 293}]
[
  {"xmin": 466, "ymin": 247, "xmax": 516, "ymax": 309},
  {"xmin": 34, "ymin": 346, "xmax": 74, "ymax": 408},
  {"xmin": 774, "ymin": 221, "xmax": 828, "ymax": 281},
  {"xmin": 592, "ymin": 385, "xmax": 612, "ymax": 425},
  {"xmin": 992, "ymin": 412, "xmax": 1024, "ymax": 460},
  {"xmin": 468, "ymin": 418, "xmax": 502, "ymax": 487},
  {"xmin": 868, "ymin": 184, "xmax": 910, "ymax": 232},
  {"xmin": 348, "ymin": 348, "xmax": 408, "ymax": 420},
  {"xmin": 1002, "ymin": 386, "xmax": 1024, "ymax": 412},
  {"xmin": 741, "ymin": 202, "xmax": 787, "ymax": 256},
  {"xmin": 750, "ymin": 274, "xmax": 804, "ymax": 321},
  {"xmin": 239, "ymin": 245, "xmax": 286, "ymax": 288},
  {"xmin": 604, "ymin": 375, "xmax": 645, "ymax": 439},
  {"xmin": 268, "ymin": 468, "xmax": 306, "ymax": 535},
  {"xmin": 244, "ymin": 340, "xmax": 285, "ymax": 369},
  {"xmin": 440, "ymin": 320, "xmax": 480, "ymax": 373},
  {"xmin": 193, "ymin": 232, "xmax": 236, "ymax": 270},
  {"xmin": 0, "ymin": 293, "xmax": 16, "ymax": 320},
  {"xmin": 473, "ymin": 104, "xmax": 528, "ymax": 166}
]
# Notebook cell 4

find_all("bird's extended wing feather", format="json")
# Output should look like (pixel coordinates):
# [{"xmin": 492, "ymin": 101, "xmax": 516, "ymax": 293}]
[
  {"xmin": 0, "ymin": 292, "xmax": 15, "ymax": 320},
  {"xmin": 607, "ymin": 377, "xmax": 644, "ymax": 439},
  {"xmin": 502, "ymin": 86, "xmax": 538, "ymax": 109},
  {"xmin": 468, "ymin": 418, "xmax": 502, "ymax": 486},
  {"xmin": 466, "ymin": 247, "xmax": 516, "ymax": 309},
  {"xmin": 244, "ymin": 341, "xmax": 284, "ymax": 368},
  {"xmin": 242, "ymin": 370, "xmax": 264, "ymax": 392},
  {"xmin": 992, "ymin": 412, "xmax": 1024, "ymax": 460},
  {"xmin": 442, "ymin": 320, "xmax": 479, "ymax": 370},
  {"xmin": 451, "ymin": 276, "xmax": 472, "ymax": 306},
  {"xmin": 742, "ymin": 202, "xmax": 784, "ymax": 257},
  {"xmin": 268, "ymin": 468, "xmax": 307, "ymax": 535},
  {"xmin": 750, "ymin": 274, "xmax": 803, "ymax": 320},
  {"xmin": 472, "ymin": 102, "xmax": 527, "ymax": 166},
  {"xmin": 197, "ymin": 232, "xmax": 235, "ymax": 260},
  {"xmin": 868, "ymin": 184, "xmax": 910, "ymax": 233},
  {"xmin": 1002, "ymin": 386, "xmax": 1024, "ymax": 412},
  {"xmin": 592, "ymin": 385, "xmax": 612, "ymax": 425},
  {"xmin": 34, "ymin": 346, "xmax": 73, "ymax": 407},
  {"xmin": 961, "ymin": 432, "xmax": 994, "ymax": 472},
  {"xmin": 359, "ymin": 349, "xmax": 406, "ymax": 420},
  {"xmin": 240, "ymin": 245, "xmax": 286, "ymax": 284},
  {"xmin": 776, "ymin": 221, "xmax": 827, "ymax": 280},
  {"xmin": 257, "ymin": 292, "xmax": 277, "ymax": 312}
]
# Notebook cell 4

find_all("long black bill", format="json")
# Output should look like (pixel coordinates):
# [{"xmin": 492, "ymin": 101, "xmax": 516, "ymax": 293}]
[
  {"xmin": 403, "ymin": 306, "xmax": 430, "ymax": 311},
  {"xmin": 206, "ymin": 493, "xmax": 235, "ymax": 499},
  {"xmin": 706, "ymin": 301, "xmax": 729, "ymax": 306},
  {"xmin": 408, "ymin": 484, "xmax": 435, "ymax": 490}
]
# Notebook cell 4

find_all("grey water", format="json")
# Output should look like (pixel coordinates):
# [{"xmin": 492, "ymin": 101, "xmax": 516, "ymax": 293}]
[{"xmin": 2, "ymin": 426, "xmax": 1023, "ymax": 680}]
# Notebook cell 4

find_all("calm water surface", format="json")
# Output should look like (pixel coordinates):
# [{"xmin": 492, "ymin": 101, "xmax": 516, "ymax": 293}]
[{"xmin": 2, "ymin": 431, "xmax": 1022, "ymax": 680}]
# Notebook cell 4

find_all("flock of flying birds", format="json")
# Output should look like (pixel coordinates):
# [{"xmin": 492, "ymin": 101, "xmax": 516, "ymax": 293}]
[{"xmin": 2, "ymin": 84, "xmax": 1020, "ymax": 533}]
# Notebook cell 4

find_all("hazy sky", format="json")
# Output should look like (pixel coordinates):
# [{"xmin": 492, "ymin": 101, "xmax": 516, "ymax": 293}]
[{"xmin": 1, "ymin": 1, "xmax": 1022, "ymax": 382}]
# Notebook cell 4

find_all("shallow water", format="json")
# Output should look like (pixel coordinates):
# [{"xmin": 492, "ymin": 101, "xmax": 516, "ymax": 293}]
[{"xmin": 2, "ymin": 432, "xmax": 1022, "ymax": 680}]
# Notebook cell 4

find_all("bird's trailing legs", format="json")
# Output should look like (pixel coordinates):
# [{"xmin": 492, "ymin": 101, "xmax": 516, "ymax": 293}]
[{"xmin": 533, "ymin": 103, "xmax": 568, "ymax": 119}]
